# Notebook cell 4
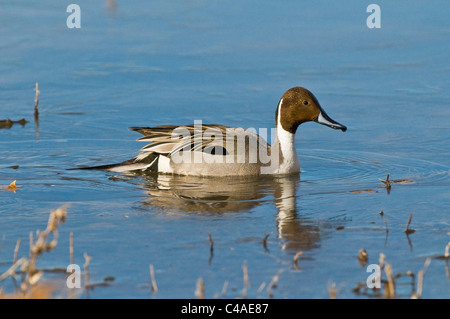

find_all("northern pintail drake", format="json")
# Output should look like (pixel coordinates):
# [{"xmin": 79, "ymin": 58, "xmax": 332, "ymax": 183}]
[{"xmin": 82, "ymin": 87, "xmax": 346, "ymax": 176}]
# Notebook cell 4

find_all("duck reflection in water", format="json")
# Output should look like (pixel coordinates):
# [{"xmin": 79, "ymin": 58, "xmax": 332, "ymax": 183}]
[{"xmin": 139, "ymin": 173, "xmax": 321, "ymax": 252}]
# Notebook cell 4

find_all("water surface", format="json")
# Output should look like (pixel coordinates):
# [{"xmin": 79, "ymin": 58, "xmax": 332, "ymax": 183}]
[{"xmin": 0, "ymin": 1, "xmax": 449, "ymax": 298}]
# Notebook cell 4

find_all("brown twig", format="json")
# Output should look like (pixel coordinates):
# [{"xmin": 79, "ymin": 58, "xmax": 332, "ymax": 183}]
[
  {"xmin": 379, "ymin": 210, "xmax": 389, "ymax": 233},
  {"xmin": 262, "ymin": 233, "xmax": 270, "ymax": 252},
  {"xmin": 208, "ymin": 233, "xmax": 214, "ymax": 264},
  {"xmin": 405, "ymin": 213, "xmax": 415, "ymax": 235},
  {"xmin": 33, "ymin": 82, "xmax": 40, "ymax": 140},
  {"xmin": 379, "ymin": 173, "xmax": 391, "ymax": 194}
]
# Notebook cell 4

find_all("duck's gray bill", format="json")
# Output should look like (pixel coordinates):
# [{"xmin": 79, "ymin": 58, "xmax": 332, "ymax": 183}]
[{"xmin": 314, "ymin": 111, "xmax": 347, "ymax": 132}]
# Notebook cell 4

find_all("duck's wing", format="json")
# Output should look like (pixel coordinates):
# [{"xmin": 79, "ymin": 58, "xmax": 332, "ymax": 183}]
[
  {"xmin": 129, "ymin": 124, "xmax": 270, "ymax": 161},
  {"xmin": 75, "ymin": 125, "xmax": 270, "ymax": 173}
]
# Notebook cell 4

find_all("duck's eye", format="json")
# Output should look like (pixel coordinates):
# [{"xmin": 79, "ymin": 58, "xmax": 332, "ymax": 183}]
[{"xmin": 303, "ymin": 101, "xmax": 309, "ymax": 105}]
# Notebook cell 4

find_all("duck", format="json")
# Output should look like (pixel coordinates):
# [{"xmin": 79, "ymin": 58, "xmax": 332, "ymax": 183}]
[{"xmin": 80, "ymin": 87, "xmax": 346, "ymax": 176}]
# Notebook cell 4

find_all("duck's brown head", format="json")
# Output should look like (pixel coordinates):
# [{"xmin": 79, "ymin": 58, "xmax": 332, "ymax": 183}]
[{"xmin": 275, "ymin": 87, "xmax": 347, "ymax": 134}]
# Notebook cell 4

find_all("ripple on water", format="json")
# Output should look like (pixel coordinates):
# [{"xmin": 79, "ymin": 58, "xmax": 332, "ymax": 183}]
[{"xmin": 300, "ymin": 149, "xmax": 449, "ymax": 189}]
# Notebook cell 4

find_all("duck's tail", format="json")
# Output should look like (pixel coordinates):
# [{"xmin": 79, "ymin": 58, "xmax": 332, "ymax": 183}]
[{"xmin": 70, "ymin": 155, "xmax": 158, "ymax": 173}]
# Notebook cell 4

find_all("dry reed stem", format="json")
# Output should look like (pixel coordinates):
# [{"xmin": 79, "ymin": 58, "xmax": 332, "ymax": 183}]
[
  {"xmin": 293, "ymin": 251, "xmax": 303, "ymax": 269},
  {"xmin": 83, "ymin": 253, "xmax": 91, "ymax": 282},
  {"xmin": 220, "ymin": 280, "xmax": 228, "ymax": 298},
  {"xmin": 33, "ymin": 82, "xmax": 40, "ymax": 112},
  {"xmin": 256, "ymin": 282, "xmax": 266, "ymax": 296},
  {"xmin": 242, "ymin": 262, "xmax": 249, "ymax": 298},
  {"xmin": 83, "ymin": 252, "xmax": 91, "ymax": 299},
  {"xmin": 413, "ymin": 258, "xmax": 431, "ymax": 299},
  {"xmin": 69, "ymin": 233, "xmax": 75, "ymax": 300},
  {"xmin": 378, "ymin": 253, "xmax": 395, "ymax": 298},
  {"xmin": 353, "ymin": 251, "xmax": 436, "ymax": 299},
  {"xmin": 378, "ymin": 253, "xmax": 385, "ymax": 288},
  {"xmin": 67, "ymin": 233, "xmax": 74, "ymax": 299},
  {"xmin": 28, "ymin": 205, "xmax": 68, "ymax": 277},
  {"xmin": 70, "ymin": 233, "xmax": 74, "ymax": 266},
  {"xmin": 33, "ymin": 82, "xmax": 40, "ymax": 141},
  {"xmin": 0, "ymin": 258, "xmax": 28, "ymax": 282},
  {"xmin": 328, "ymin": 282, "xmax": 337, "ymax": 299},
  {"xmin": 266, "ymin": 269, "xmax": 283, "ymax": 298},
  {"xmin": 384, "ymin": 263, "xmax": 395, "ymax": 299},
  {"xmin": 12, "ymin": 239, "xmax": 20, "ymax": 275},
  {"xmin": 149, "ymin": 264, "xmax": 158, "ymax": 292},
  {"xmin": 445, "ymin": 263, "xmax": 450, "ymax": 279},
  {"xmin": 0, "ymin": 205, "xmax": 69, "ymax": 298},
  {"xmin": 28, "ymin": 232, "xmax": 33, "ymax": 268},
  {"xmin": 195, "ymin": 277, "xmax": 205, "ymax": 299}
]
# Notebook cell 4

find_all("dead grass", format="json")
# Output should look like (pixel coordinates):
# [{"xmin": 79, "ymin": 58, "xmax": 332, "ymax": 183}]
[
  {"xmin": 352, "ymin": 251, "xmax": 437, "ymax": 299},
  {"xmin": 0, "ymin": 205, "xmax": 68, "ymax": 299}
]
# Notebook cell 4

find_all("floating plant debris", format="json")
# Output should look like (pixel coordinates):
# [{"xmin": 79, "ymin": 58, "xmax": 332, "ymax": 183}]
[
  {"xmin": 0, "ymin": 118, "xmax": 28, "ymax": 129},
  {"xmin": 1, "ymin": 180, "xmax": 18, "ymax": 193},
  {"xmin": 349, "ymin": 189, "xmax": 378, "ymax": 193},
  {"xmin": 379, "ymin": 173, "xmax": 413, "ymax": 185},
  {"xmin": 357, "ymin": 248, "xmax": 369, "ymax": 266}
]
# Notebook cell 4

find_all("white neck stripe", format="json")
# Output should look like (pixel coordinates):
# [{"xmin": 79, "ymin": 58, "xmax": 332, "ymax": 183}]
[
  {"xmin": 277, "ymin": 98, "xmax": 283, "ymax": 128},
  {"xmin": 276, "ymin": 99, "xmax": 299, "ymax": 174}
]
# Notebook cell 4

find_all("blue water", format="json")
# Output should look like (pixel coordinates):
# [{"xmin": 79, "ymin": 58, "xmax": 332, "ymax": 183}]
[{"xmin": 0, "ymin": 1, "xmax": 449, "ymax": 298}]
